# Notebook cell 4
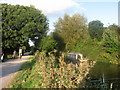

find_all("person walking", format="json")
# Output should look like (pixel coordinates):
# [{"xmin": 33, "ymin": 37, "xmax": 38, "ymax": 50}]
[
  {"xmin": 1, "ymin": 53, "xmax": 4, "ymax": 61},
  {"xmin": 13, "ymin": 50, "xmax": 16, "ymax": 59},
  {"xmin": 19, "ymin": 48, "xmax": 22, "ymax": 59}
]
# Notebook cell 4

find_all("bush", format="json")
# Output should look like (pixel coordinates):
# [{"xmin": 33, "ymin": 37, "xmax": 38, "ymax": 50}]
[
  {"xmin": 10, "ymin": 51, "xmax": 95, "ymax": 88},
  {"xmin": 39, "ymin": 34, "xmax": 58, "ymax": 53}
]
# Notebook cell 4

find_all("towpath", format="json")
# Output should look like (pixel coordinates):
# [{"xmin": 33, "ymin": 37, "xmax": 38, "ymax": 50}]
[{"xmin": 0, "ymin": 55, "xmax": 32, "ymax": 89}]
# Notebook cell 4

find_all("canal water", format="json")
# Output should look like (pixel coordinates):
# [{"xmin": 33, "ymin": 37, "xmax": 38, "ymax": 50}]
[{"xmin": 85, "ymin": 62, "xmax": 120, "ymax": 89}]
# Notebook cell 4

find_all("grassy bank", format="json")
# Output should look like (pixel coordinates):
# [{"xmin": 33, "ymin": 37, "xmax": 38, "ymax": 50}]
[{"xmin": 9, "ymin": 51, "xmax": 95, "ymax": 88}]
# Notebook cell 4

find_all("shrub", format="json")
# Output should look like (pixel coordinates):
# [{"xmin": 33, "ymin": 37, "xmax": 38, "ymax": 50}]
[{"xmin": 10, "ymin": 51, "xmax": 95, "ymax": 88}]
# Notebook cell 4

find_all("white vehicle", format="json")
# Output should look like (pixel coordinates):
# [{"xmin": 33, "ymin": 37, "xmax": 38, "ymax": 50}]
[
  {"xmin": 66, "ymin": 53, "xmax": 87, "ymax": 64},
  {"xmin": 67, "ymin": 53, "xmax": 84, "ymax": 60}
]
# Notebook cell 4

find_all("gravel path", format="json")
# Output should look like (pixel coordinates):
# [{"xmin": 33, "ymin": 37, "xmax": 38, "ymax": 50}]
[{"xmin": 0, "ymin": 56, "xmax": 32, "ymax": 89}]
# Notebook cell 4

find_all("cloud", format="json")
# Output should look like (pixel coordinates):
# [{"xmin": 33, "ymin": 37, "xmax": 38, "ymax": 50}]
[{"xmin": 0, "ymin": 0, "xmax": 79, "ymax": 14}]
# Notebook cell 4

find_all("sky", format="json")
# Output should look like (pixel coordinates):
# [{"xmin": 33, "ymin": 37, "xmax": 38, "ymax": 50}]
[{"xmin": 0, "ymin": 0, "xmax": 119, "ymax": 34}]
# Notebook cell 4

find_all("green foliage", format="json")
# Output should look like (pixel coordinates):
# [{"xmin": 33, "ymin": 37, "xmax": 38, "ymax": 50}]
[
  {"xmin": 74, "ymin": 24, "xmax": 119, "ymax": 64},
  {"xmin": 39, "ymin": 34, "xmax": 58, "ymax": 53},
  {"xmin": 102, "ymin": 25, "xmax": 119, "ymax": 50},
  {"xmin": 53, "ymin": 15, "xmax": 118, "ymax": 64},
  {"xmin": 2, "ymin": 4, "xmax": 48, "ymax": 54},
  {"xmin": 88, "ymin": 20, "xmax": 104, "ymax": 41},
  {"xmin": 101, "ymin": 25, "xmax": 119, "ymax": 63},
  {"xmin": 74, "ymin": 38, "xmax": 104, "ymax": 61},
  {"xmin": 53, "ymin": 32, "xmax": 65, "ymax": 51},
  {"xmin": 54, "ymin": 13, "xmax": 88, "ymax": 51}
]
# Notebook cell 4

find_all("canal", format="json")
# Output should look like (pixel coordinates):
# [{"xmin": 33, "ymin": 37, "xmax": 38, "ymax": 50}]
[{"xmin": 84, "ymin": 62, "xmax": 120, "ymax": 89}]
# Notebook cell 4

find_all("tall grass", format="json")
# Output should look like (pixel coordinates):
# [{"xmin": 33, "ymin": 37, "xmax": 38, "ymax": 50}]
[{"xmin": 10, "ymin": 51, "xmax": 95, "ymax": 88}]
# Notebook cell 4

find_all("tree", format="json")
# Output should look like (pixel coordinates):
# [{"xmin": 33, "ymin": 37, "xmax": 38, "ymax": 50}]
[
  {"xmin": 54, "ymin": 13, "xmax": 88, "ymax": 51},
  {"xmin": 39, "ymin": 34, "xmax": 58, "ymax": 53},
  {"xmin": 2, "ymin": 4, "xmax": 48, "ymax": 54},
  {"xmin": 101, "ymin": 24, "xmax": 119, "ymax": 63},
  {"xmin": 102, "ymin": 24, "xmax": 119, "ymax": 53},
  {"xmin": 88, "ymin": 20, "xmax": 104, "ymax": 41},
  {"xmin": 53, "ymin": 32, "xmax": 65, "ymax": 51}
]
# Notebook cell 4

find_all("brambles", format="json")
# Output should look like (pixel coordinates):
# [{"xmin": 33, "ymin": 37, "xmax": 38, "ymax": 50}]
[{"xmin": 10, "ymin": 51, "xmax": 95, "ymax": 88}]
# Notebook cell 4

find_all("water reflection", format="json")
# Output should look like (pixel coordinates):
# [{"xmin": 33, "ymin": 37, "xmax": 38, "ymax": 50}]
[{"xmin": 85, "ymin": 62, "xmax": 120, "ymax": 89}]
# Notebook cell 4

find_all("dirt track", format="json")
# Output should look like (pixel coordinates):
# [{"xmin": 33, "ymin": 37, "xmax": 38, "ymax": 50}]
[{"xmin": 0, "ymin": 56, "xmax": 32, "ymax": 89}]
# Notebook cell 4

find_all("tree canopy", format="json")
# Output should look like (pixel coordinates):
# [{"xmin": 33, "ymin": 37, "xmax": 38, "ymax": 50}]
[
  {"xmin": 2, "ymin": 4, "xmax": 48, "ymax": 54},
  {"xmin": 102, "ymin": 25, "xmax": 119, "ymax": 54},
  {"xmin": 88, "ymin": 20, "xmax": 104, "ymax": 41},
  {"xmin": 54, "ymin": 13, "xmax": 88, "ymax": 51},
  {"xmin": 39, "ymin": 34, "xmax": 58, "ymax": 53}
]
